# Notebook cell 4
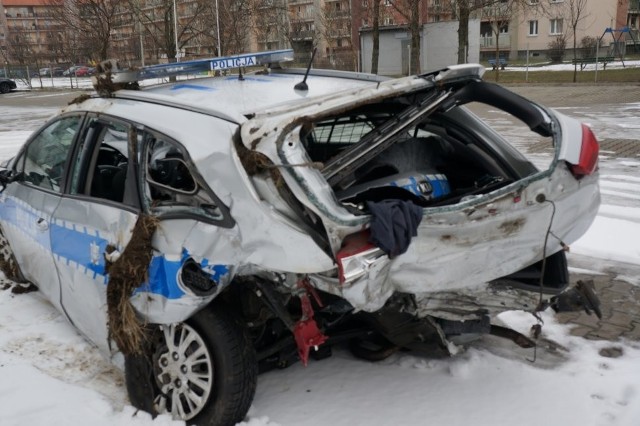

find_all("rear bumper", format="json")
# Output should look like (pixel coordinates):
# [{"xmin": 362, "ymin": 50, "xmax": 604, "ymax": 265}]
[{"xmin": 309, "ymin": 165, "xmax": 599, "ymax": 313}]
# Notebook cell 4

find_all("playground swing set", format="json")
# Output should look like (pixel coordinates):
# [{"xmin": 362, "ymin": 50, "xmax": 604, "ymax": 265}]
[{"xmin": 576, "ymin": 27, "xmax": 639, "ymax": 70}]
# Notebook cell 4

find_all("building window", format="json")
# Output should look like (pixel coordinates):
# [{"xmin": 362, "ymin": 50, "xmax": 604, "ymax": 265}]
[
  {"xmin": 550, "ymin": 0, "xmax": 563, "ymax": 3},
  {"xmin": 529, "ymin": 0, "xmax": 539, "ymax": 4},
  {"xmin": 529, "ymin": 20, "xmax": 538, "ymax": 35},
  {"xmin": 383, "ymin": 16, "xmax": 394, "ymax": 25},
  {"xmin": 550, "ymin": 18, "xmax": 563, "ymax": 35}
]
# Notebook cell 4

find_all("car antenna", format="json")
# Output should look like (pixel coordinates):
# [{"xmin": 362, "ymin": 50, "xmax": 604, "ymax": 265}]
[{"xmin": 294, "ymin": 47, "xmax": 317, "ymax": 91}]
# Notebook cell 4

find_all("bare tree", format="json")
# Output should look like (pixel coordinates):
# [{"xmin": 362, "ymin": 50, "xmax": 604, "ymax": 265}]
[
  {"xmin": 482, "ymin": 0, "xmax": 522, "ymax": 81},
  {"xmin": 371, "ymin": 0, "xmax": 381, "ymax": 74},
  {"xmin": 319, "ymin": 0, "xmax": 357, "ymax": 70},
  {"xmin": 251, "ymin": 0, "xmax": 289, "ymax": 52},
  {"xmin": 388, "ymin": 0, "xmax": 422, "ymax": 74},
  {"xmin": 456, "ymin": 0, "xmax": 473, "ymax": 64},
  {"xmin": 566, "ymin": 0, "xmax": 590, "ymax": 82},
  {"xmin": 128, "ymin": 0, "xmax": 213, "ymax": 62},
  {"xmin": 1, "ymin": 29, "xmax": 36, "ymax": 87},
  {"xmin": 48, "ymin": 0, "xmax": 126, "ymax": 61},
  {"xmin": 451, "ymin": 0, "xmax": 495, "ymax": 64},
  {"xmin": 289, "ymin": 8, "xmax": 319, "ymax": 65},
  {"xmin": 220, "ymin": 0, "xmax": 254, "ymax": 54}
]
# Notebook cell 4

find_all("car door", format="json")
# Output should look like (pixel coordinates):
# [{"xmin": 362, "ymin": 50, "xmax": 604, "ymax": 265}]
[
  {"xmin": 52, "ymin": 115, "xmax": 139, "ymax": 354},
  {"xmin": 0, "ymin": 115, "xmax": 83, "ymax": 310}
]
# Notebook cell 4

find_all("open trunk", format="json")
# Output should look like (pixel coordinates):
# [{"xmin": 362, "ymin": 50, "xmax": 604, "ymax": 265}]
[{"xmin": 239, "ymin": 66, "xmax": 599, "ymax": 313}]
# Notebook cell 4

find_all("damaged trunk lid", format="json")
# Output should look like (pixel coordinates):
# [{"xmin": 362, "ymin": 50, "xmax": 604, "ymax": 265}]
[{"xmin": 239, "ymin": 65, "xmax": 600, "ymax": 311}]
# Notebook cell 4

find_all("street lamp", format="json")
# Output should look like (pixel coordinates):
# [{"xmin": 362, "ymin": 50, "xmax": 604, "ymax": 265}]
[
  {"xmin": 173, "ymin": 0, "xmax": 180, "ymax": 62},
  {"xmin": 215, "ymin": 0, "xmax": 221, "ymax": 56}
]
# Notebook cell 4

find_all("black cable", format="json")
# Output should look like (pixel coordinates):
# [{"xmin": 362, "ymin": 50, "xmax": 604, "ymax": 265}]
[
  {"xmin": 528, "ymin": 196, "xmax": 557, "ymax": 363},
  {"xmin": 538, "ymin": 198, "xmax": 557, "ymax": 308}
]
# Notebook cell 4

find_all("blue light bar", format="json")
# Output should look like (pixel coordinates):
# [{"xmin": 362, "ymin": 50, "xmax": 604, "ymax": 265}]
[{"xmin": 108, "ymin": 49, "xmax": 295, "ymax": 84}]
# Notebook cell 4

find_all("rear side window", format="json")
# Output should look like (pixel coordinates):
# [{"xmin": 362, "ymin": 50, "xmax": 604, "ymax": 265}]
[
  {"xmin": 18, "ymin": 116, "xmax": 81, "ymax": 192},
  {"xmin": 143, "ymin": 133, "xmax": 233, "ymax": 227},
  {"xmin": 68, "ymin": 117, "xmax": 135, "ymax": 206},
  {"xmin": 313, "ymin": 115, "xmax": 374, "ymax": 144}
]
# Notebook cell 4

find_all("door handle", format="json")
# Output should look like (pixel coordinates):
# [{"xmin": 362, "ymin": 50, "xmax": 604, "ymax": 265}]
[{"xmin": 36, "ymin": 217, "xmax": 49, "ymax": 232}]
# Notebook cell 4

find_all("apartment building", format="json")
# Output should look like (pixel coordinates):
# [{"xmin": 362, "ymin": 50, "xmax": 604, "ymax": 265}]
[
  {"xmin": 421, "ymin": 0, "xmax": 635, "ymax": 62},
  {"xmin": 1, "ymin": 0, "xmax": 64, "ymax": 64},
  {"xmin": 513, "ymin": 0, "xmax": 629, "ymax": 60}
]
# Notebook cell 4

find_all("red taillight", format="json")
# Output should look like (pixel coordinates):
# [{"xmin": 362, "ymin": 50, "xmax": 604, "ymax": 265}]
[
  {"xmin": 336, "ymin": 230, "xmax": 379, "ymax": 284},
  {"xmin": 569, "ymin": 124, "xmax": 599, "ymax": 179}
]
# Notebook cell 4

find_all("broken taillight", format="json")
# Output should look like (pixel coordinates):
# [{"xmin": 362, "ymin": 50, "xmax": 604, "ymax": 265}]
[
  {"xmin": 336, "ymin": 231, "xmax": 386, "ymax": 284},
  {"xmin": 569, "ymin": 124, "xmax": 599, "ymax": 179}
]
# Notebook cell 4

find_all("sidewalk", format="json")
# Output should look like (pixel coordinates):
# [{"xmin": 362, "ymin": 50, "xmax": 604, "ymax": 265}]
[{"xmin": 557, "ymin": 270, "xmax": 640, "ymax": 342}]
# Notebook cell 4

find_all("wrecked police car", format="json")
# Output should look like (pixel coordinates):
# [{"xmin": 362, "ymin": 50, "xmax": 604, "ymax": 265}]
[{"xmin": 0, "ymin": 50, "xmax": 600, "ymax": 425}]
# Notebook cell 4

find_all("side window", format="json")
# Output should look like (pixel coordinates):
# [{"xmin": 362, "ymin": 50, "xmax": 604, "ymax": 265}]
[
  {"xmin": 19, "ymin": 116, "xmax": 81, "ymax": 192},
  {"xmin": 69, "ymin": 117, "xmax": 132, "ymax": 204},
  {"xmin": 144, "ymin": 133, "xmax": 225, "ymax": 222}
]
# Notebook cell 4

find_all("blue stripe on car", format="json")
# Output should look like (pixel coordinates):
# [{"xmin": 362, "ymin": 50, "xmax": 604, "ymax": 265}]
[{"xmin": 0, "ymin": 195, "xmax": 229, "ymax": 300}]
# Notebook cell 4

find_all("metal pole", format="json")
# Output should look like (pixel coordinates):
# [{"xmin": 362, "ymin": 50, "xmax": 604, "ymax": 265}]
[
  {"xmin": 173, "ymin": 0, "xmax": 180, "ymax": 62},
  {"xmin": 525, "ymin": 43, "xmax": 529, "ymax": 83},
  {"xmin": 595, "ymin": 39, "xmax": 599, "ymax": 83},
  {"xmin": 215, "ymin": 0, "xmax": 221, "ymax": 56}
]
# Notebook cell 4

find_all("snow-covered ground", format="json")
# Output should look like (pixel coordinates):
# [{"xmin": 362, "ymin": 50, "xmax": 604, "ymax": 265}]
[
  {"xmin": 503, "ymin": 59, "xmax": 640, "ymax": 72},
  {"xmin": 0, "ymin": 87, "xmax": 639, "ymax": 426}
]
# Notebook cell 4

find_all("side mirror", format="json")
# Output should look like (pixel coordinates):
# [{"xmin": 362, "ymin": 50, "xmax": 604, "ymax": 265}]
[{"xmin": 0, "ymin": 169, "xmax": 22, "ymax": 193}]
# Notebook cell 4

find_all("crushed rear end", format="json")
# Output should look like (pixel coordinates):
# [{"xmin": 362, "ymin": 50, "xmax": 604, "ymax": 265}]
[{"xmin": 237, "ymin": 65, "xmax": 600, "ymax": 355}]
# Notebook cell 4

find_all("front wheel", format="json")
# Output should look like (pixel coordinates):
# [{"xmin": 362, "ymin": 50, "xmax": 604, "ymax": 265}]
[
  {"xmin": 0, "ymin": 82, "xmax": 10, "ymax": 94},
  {"xmin": 125, "ymin": 306, "xmax": 257, "ymax": 426}
]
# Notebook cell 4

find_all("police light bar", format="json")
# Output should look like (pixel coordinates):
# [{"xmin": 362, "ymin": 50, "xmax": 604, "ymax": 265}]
[{"xmin": 104, "ymin": 49, "xmax": 294, "ymax": 84}]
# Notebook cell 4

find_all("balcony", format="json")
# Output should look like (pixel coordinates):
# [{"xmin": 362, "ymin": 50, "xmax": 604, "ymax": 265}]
[
  {"xmin": 480, "ymin": 34, "xmax": 511, "ymax": 49},
  {"xmin": 290, "ymin": 30, "xmax": 315, "ymax": 41},
  {"xmin": 291, "ymin": 12, "xmax": 315, "ymax": 21},
  {"xmin": 482, "ymin": 3, "xmax": 510, "ymax": 19},
  {"xmin": 325, "ymin": 10, "xmax": 350, "ymax": 19}
]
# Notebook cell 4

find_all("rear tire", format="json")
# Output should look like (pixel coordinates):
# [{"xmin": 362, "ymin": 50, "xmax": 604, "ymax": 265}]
[
  {"xmin": 0, "ymin": 83, "xmax": 10, "ymax": 94},
  {"xmin": 125, "ymin": 305, "xmax": 257, "ymax": 426}
]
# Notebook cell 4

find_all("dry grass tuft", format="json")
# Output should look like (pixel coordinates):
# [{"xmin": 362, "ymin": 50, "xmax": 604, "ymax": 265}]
[{"xmin": 106, "ymin": 215, "xmax": 159, "ymax": 355}]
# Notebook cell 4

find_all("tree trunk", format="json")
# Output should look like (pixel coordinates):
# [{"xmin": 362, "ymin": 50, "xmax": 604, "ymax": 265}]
[
  {"xmin": 494, "ymin": 24, "xmax": 500, "ymax": 82},
  {"xmin": 572, "ymin": 29, "xmax": 578, "ymax": 83},
  {"xmin": 457, "ymin": 1, "xmax": 470, "ymax": 64},
  {"xmin": 409, "ymin": 0, "xmax": 420, "ymax": 74},
  {"xmin": 372, "ymin": 0, "xmax": 380, "ymax": 74}
]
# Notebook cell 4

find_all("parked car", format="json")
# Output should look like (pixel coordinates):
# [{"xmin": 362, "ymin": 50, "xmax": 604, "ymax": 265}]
[
  {"xmin": 37, "ymin": 67, "xmax": 64, "ymax": 77},
  {"xmin": 63, "ymin": 66, "xmax": 80, "ymax": 76},
  {"xmin": 75, "ymin": 66, "xmax": 93, "ymax": 77},
  {"xmin": 0, "ymin": 51, "xmax": 601, "ymax": 426},
  {"xmin": 0, "ymin": 78, "xmax": 17, "ymax": 94}
]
